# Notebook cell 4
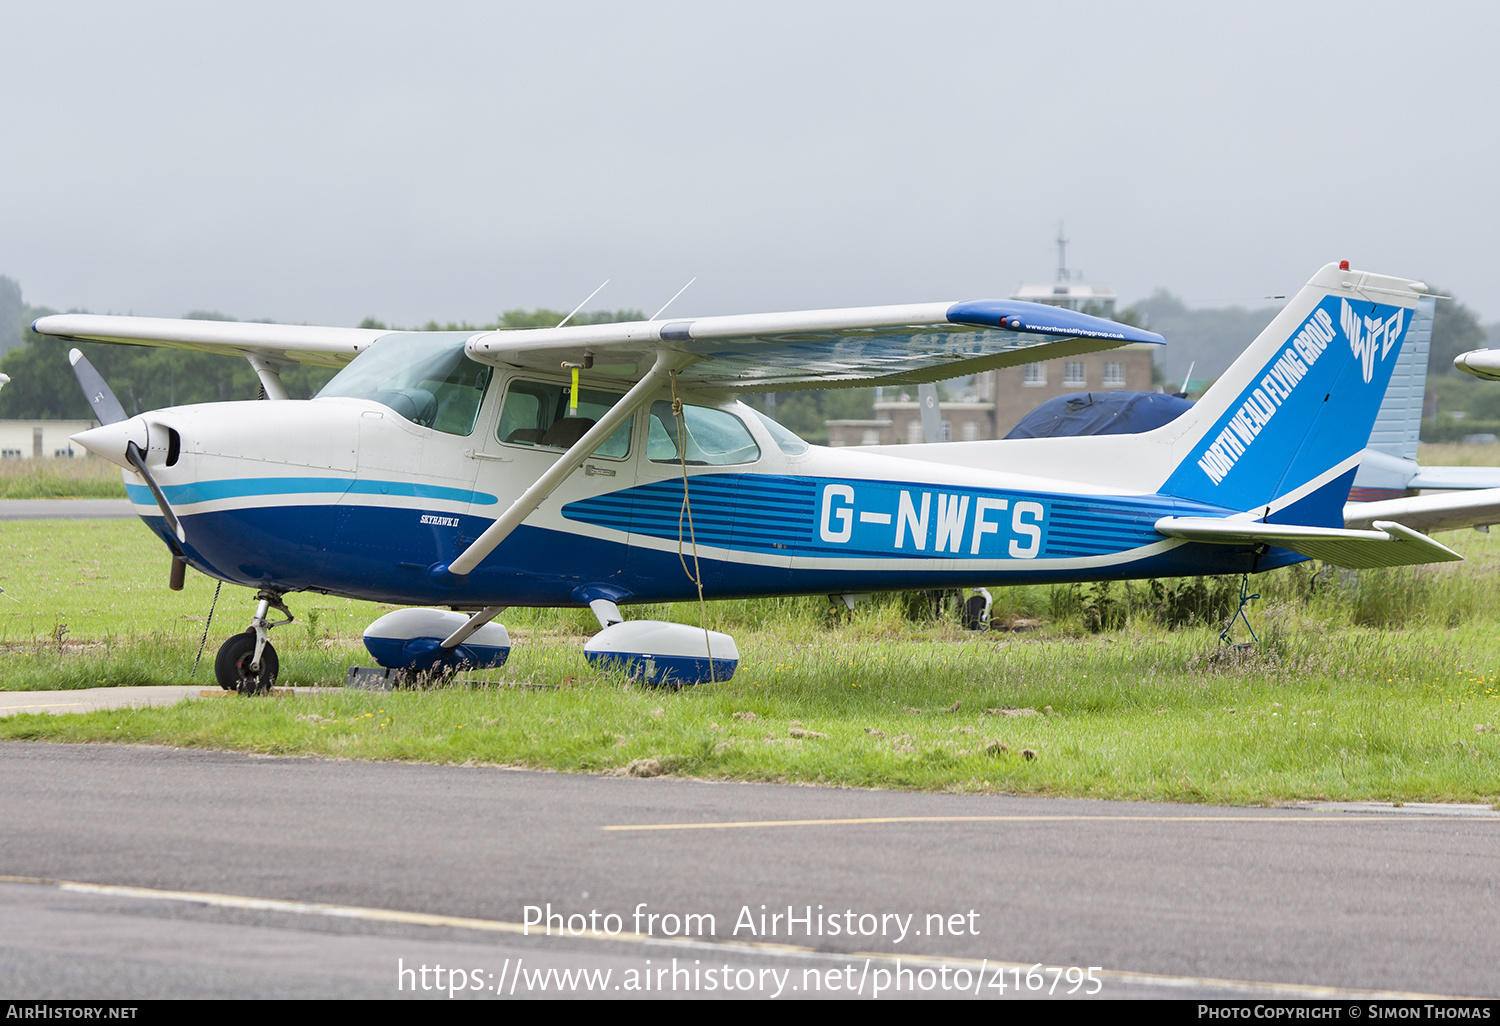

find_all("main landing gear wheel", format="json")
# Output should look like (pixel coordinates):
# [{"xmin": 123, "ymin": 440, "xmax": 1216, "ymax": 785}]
[{"xmin": 214, "ymin": 630, "xmax": 279, "ymax": 694}]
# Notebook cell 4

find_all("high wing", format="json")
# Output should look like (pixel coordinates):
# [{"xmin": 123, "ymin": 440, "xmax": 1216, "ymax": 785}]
[
  {"xmin": 1344, "ymin": 487, "xmax": 1500, "ymax": 534},
  {"xmin": 31, "ymin": 314, "xmax": 386, "ymax": 369},
  {"xmin": 466, "ymin": 300, "xmax": 1163, "ymax": 390},
  {"xmin": 1155, "ymin": 517, "xmax": 1462, "ymax": 569},
  {"xmin": 35, "ymin": 300, "xmax": 1164, "ymax": 392}
]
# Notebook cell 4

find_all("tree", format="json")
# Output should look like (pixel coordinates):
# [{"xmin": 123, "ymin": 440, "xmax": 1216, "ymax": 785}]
[
  {"xmin": 1427, "ymin": 290, "xmax": 1486, "ymax": 377},
  {"xmin": 0, "ymin": 306, "xmax": 650, "ymax": 419},
  {"xmin": 0, "ymin": 276, "xmax": 22, "ymax": 355}
]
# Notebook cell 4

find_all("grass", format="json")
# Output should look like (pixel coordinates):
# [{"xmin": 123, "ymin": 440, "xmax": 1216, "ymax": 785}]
[
  {"xmin": 0, "ymin": 456, "xmax": 127, "ymax": 499},
  {"xmin": 1, "ymin": 520, "xmax": 1498, "ymax": 804},
  {"xmin": 1416, "ymin": 440, "xmax": 1500, "ymax": 467}
]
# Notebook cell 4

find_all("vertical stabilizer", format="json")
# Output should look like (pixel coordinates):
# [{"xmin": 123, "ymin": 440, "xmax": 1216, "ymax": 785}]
[
  {"xmin": 1347, "ymin": 294, "xmax": 1433, "ymax": 500},
  {"xmin": 1156, "ymin": 263, "xmax": 1426, "ymax": 526},
  {"xmin": 1365, "ymin": 294, "xmax": 1433, "ymax": 462}
]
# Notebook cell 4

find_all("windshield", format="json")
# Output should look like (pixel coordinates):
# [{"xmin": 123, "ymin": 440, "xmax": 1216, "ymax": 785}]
[{"xmin": 316, "ymin": 333, "xmax": 493, "ymax": 435}]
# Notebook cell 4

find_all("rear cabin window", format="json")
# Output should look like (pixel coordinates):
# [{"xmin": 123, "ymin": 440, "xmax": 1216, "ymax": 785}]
[
  {"xmin": 496, "ymin": 380, "xmax": 631, "ymax": 459},
  {"xmin": 647, "ymin": 402, "xmax": 761, "ymax": 465},
  {"xmin": 751, "ymin": 409, "xmax": 810, "ymax": 455}
]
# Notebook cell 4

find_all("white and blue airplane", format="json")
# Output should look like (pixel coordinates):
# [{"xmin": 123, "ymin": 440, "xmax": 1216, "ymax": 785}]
[{"xmin": 35, "ymin": 261, "xmax": 1459, "ymax": 691}]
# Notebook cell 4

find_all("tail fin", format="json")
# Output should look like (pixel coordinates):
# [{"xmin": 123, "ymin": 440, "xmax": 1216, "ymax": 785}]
[
  {"xmin": 1365, "ymin": 294, "xmax": 1434, "ymax": 462},
  {"xmin": 1346, "ymin": 294, "xmax": 1435, "ymax": 500},
  {"xmin": 1156, "ymin": 263, "xmax": 1426, "ymax": 526}
]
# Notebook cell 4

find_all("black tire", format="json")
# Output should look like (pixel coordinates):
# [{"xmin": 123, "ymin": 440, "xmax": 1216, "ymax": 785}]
[
  {"xmin": 214, "ymin": 631, "xmax": 279, "ymax": 694},
  {"xmin": 962, "ymin": 594, "xmax": 990, "ymax": 631}
]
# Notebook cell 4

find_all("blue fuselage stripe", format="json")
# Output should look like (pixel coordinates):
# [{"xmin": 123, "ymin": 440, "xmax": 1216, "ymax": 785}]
[
  {"xmin": 134, "ymin": 470, "xmax": 1259, "ymax": 607},
  {"xmin": 126, "ymin": 477, "xmax": 498, "ymax": 506}
]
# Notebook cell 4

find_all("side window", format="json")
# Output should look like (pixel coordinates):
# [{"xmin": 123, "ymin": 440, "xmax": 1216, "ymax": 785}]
[
  {"xmin": 496, "ymin": 380, "xmax": 631, "ymax": 459},
  {"xmin": 647, "ymin": 402, "xmax": 761, "ymax": 465}
]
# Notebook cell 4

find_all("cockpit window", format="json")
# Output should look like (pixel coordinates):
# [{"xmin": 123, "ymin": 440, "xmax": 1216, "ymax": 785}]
[
  {"xmin": 751, "ymin": 409, "xmax": 810, "ymax": 455},
  {"xmin": 647, "ymin": 402, "xmax": 761, "ymax": 465},
  {"xmin": 315, "ymin": 333, "xmax": 493, "ymax": 436}
]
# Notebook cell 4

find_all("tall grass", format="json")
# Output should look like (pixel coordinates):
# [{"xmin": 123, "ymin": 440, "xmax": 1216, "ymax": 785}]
[
  {"xmin": 2, "ymin": 520, "xmax": 1498, "ymax": 803},
  {"xmin": 0, "ymin": 457, "xmax": 127, "ymax": 499}
]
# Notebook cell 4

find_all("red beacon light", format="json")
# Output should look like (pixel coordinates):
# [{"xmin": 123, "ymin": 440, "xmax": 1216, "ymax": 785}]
[{"xmin": 1339, "ymin": 260, "xmax": 1350, "ymax": 271}]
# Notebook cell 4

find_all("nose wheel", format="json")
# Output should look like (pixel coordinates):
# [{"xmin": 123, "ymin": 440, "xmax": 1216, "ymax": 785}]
[
  {"xmin": 214, "ymin": 631, "xmax": 280, "ymax": 694},
  {"xmin": 213, "ymin": 590, "xmax": 293, "ymax": 694}
]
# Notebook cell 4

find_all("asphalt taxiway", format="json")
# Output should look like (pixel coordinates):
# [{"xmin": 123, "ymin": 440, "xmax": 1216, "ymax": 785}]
[
  {"xmin": 0, "ymin": 499, "xmax": 135, "ymax": 519},
  {"xmin": 0, "ymin": 741, "xmax": 1494, "ymax": 1000}
]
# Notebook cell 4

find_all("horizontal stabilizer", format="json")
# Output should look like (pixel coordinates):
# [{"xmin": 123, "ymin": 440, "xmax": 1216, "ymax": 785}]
[
  {"xmin": 1345, "ymin": 487, "xmax": 1500, "ymax": 534},
  {"xmin": 1155, "ymin": 516, "xmax": 1462, "ymax": 569},
  {"xmin": 1406, "ymin": 466, "xmax": 1500, "ymax": 490}
]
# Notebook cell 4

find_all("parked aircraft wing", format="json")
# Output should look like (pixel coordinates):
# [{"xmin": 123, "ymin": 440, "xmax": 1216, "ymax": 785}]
[
  {"xmin": 1155, "ymin": 516, "xmax": 1462, "ymax": 569},
  {"xmin": 1454, "ymin": 348, "xmax": 1500, "ymax": 381},
  {"xmin": 1344, "ymin": 487, "xmax": 1500, "ymax": 534},
  {"xmin": 35, "ymin": 300, "xmax": 1163, "ymax": 390},
  {"xmin": 31, "ymin": 315, "xmax": 388, "ymax": 369},
  {"xmin": 465, "ymin": 300, "xmax": 1164, "ymax": 390}
]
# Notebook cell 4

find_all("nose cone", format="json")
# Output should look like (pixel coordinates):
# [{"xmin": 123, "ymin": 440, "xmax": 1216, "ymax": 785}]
[{"xmin": 71, "ymin": 416, "xmax": 148, "ymax": 469}]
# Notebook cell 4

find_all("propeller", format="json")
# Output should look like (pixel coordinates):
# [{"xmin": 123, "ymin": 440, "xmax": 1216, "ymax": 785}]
[
  {"xmin": 68, "ymin": 348, "xmax": 186, "ymax": 547},
  {"xmin": 67, "ymin": 348, "xmax": 128, "ymax": 426}
]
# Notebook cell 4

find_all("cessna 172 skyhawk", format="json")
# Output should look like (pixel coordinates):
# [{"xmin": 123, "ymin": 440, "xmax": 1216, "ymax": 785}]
[{"xmin": 35, "ymin": 261, "xmax": 1459, "ymax": 691}]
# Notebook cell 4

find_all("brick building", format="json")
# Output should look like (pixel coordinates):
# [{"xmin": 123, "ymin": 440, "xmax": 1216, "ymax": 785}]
[{"xmin": 826, "ymin": 274, "xmax": 1157, "ymax": 446}]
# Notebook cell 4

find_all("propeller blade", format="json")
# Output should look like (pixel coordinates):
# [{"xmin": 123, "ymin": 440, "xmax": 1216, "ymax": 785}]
[
  {"xmin": 66, "ymin": 349, "xmax": 187, "ymax": 548},
  {"xmin": 125, "ymin": 440, "xmax": 186, "ymax": 544},
  {"xmin": 68, "ymin": 349, "xmax": 129, "ymax": 426}
]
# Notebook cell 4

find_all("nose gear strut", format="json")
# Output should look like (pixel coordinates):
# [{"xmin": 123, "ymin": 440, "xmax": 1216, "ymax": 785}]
[{"xmin": 213, "ymin": 589, "xmax": 294, "ymax": 694}]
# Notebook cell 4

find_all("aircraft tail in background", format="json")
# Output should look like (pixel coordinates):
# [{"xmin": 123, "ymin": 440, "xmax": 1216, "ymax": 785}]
[{"xmin": 1348, "ymin": 294, "xmax": 1500, "ymax": 500}]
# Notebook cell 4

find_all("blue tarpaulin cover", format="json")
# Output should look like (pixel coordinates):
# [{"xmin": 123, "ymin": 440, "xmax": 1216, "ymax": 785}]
[{"xmin": 1004, "ymin": 391, "xmax": 1193, "ymax": 439}]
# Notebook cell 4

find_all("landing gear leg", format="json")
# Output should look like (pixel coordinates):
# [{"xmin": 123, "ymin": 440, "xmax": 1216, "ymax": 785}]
[{"xmin": 214, "ymin": 590, "xmax": 294, "ymax": 694}]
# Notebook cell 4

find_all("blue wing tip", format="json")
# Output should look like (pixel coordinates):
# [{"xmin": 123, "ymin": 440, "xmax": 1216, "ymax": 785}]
[{"xmin": 946, "ymin": 300, "xmax": 1164, "ymax": 346}]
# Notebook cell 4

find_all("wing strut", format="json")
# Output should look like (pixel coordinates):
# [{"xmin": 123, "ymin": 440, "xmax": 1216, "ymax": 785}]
[
  {"xmin": 245, "ymin": 354, "xmax": 289, "ymax": 400},
  {"xmin": 444, "ymin": 349, "xmax": 696, "ymax": 577}
]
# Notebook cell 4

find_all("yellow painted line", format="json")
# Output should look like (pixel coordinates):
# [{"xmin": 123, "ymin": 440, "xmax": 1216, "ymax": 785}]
[
  {"xmin": 0, "ymin": 875, "xmax": 1462, "ymax": 1000},
  {"xmin": 601, "ymin": 813, "xmax": 1488, "ymax": 831},
  {"xmin": 0, "ymin": 702, "xmax": 88, "ymax": 711}
]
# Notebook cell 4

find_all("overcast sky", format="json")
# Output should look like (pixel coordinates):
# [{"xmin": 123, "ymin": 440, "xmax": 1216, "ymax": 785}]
[{"xmin": 3, "ymin": 1, "xmax": 1498, "ymax": 328}]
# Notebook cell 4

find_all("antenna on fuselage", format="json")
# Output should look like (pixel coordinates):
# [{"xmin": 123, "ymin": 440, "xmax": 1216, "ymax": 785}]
[
  {"xmin": 650, "ymin": 277, "xmax": 697, "ymax": 321},
  {"xmin": 556, "ymin": 279, "xmax": 610, "ymax": 329},
  {"xmin": 1175, "ymin": 360, "xmax": 1196, "ymax": 400}
]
